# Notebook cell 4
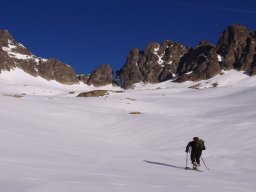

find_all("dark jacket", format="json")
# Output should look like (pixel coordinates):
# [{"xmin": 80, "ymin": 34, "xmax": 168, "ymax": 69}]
[{"xmin": 186, "ymin": 140, "xmax": 206, "ymax": 153}]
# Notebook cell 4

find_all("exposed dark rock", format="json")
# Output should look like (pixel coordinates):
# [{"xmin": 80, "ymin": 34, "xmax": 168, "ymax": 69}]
[
  {"xmin": 87, "ymin": 64, "xmax": 113, "ymax": 86},
  {"xmin": 176, "ymin": 41, "xmax": 221, "ymax": 82},
  {"xmin": 158, "ymin": 41, "xmax": 189, "ymax": 81},
  {"xmin": 250, "ymin": 66, "xmax": 256, "ymax": 75},
  {"xmin": 0, "ymin": 49, "xmax": 16, "ymax": 72},
  {"xmin": 118, "ymin": 48, "xmax": 144, "ymax": 88},
  {"xmin": 0, "ymin": 30, "xmax": 29, "ymax": 72},
  {"xmin": 77, "ymin": 90, "xmax": 109, "ymax": 97},
  {"xmin": 0, "ymin": 30, "xmax": 32, "ymax": 56},
  {"xmin": 0, "ymin": 29, "xmax": 79, "ymax": 85},
  {"xmin": 119, "ymin": 25, "xmax": 256, "ymax": 88},
  {"xmin": 2, "ymin": 25, "xmax": 256, "ymax": 88},
  {"xmin": 37, "ymin": 59, "xmax": 79, "ymax": 84},
  {"xmin": 129, "ymin": 111, "xmax": 142, "ymax": 115},
  {"xmin": 0, "ymin": 30, "xmax": 14, "ymax": 47},
  {"xmin": 249, "ymin": 57, "xmax": 256, "ymax": 75},
  {"xmin": 119, "ymin": 41, "xmax": 189, "ymax": 88},
  {"xmin": 217, "ymin": 25, "xmax": 256, "ymax": 72},
  {"xmin": 139, "ymin": 42, "xmax": 163, "ymax": 83},
  {"xmin": 17, "ymin": 59, "xmax": 38, "ymax": 77}
]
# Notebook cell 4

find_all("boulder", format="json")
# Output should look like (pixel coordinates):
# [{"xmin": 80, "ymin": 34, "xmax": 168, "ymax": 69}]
[{"xmin": 77, "ymin": 90, "xmax": 109, "ymax": 97}]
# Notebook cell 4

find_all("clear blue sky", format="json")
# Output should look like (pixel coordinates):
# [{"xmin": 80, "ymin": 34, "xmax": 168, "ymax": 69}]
[{"xmin": 1, "ymin": 0, "xmax": 255, "ymax": 74}]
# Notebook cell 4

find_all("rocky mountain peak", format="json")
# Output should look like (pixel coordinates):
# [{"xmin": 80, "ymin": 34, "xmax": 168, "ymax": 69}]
[
  {"xmin": 119, "ymin": 40, "xmax": 189, "ymax": 88},
  {"xmin": 0, "ymin": 30, "xmax": 116, "ymax": 86},
  {"xmin": 0, "ymin": 30, "xmax": 13, "ymax": 46},
  {"xmin": 0, "ymin": 30, "xmax": 31, "ymax": 56},
  {"xmin": 0, "ymin": 30, "xmax": 79, "ymax": 84},
  {"xmin": 87, "ymin": 64, "xmax": 113, "ymax": 87},
  {"xmin": 176, "ymin": 41, "xmax": 221, "ymax": 82},
  {"xmin": 216, "ymin": 25, "xmax": 249, "ymax": 57},
  {"xmin": 1, "ymin": 25, "xmax": 256, "ymax": 89},
  {"xmin": 217, "ymin": 24, "xmax": 256, "ymax": 71},
  {"xmin": 118, "ymin": 24, "xmax": 256, "ymax": 88}
]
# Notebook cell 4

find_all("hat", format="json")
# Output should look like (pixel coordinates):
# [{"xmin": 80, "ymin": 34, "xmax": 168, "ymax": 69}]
[{"xmin": 193, "ymin": 137, "xmax": 199, "ymax": 141}]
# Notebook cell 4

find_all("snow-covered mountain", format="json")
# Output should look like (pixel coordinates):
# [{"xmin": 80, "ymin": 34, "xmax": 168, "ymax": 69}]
[
  {"xmin": 0, "ymin": 24, "xmax": 256, "ymax": 191},
  {"xmin": 0, "ymin": 66, "xmax": 256, "ymax": 191},
  {"xmin": 1, "ymin": 24, "xmax": 256, "ymax": 89}
]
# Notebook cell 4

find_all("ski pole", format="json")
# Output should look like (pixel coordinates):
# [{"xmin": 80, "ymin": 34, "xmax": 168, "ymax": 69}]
[
  {"xmin": 185, "ymin": 152, "xmax": 189, "ymax": 169},
  {"xmin": 201, "ymin": 156, "xmax": 210, "ymax": 170}
]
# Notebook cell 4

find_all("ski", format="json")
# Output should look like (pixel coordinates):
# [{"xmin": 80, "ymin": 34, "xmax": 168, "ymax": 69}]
[{"xmin": 185, "ymin": 167, "xmax": 203, "ymax": 172}]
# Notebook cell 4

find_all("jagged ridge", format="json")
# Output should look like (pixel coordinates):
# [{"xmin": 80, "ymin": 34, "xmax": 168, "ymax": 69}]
[
  {"xmin": 118, "ymin": 24, "xmax": 256, "ymax": 88},
  {"xmin": 1, "ymin": 24, "xmax": 256, "ymax": 88}
]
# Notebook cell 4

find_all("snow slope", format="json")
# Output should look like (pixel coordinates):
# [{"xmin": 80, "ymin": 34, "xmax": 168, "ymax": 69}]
[{"xmin": 0, "ymin": 68, "xmax": 256, "ymax": 192}]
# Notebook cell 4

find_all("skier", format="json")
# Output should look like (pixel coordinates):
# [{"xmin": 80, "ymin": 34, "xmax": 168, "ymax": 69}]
[{"xmin": 185, "ymin": 137, "xmax": 206, "ymax": 169}]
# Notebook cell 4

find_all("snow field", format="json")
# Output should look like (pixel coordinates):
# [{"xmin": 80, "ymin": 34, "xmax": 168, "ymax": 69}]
[{"xmin": 0, "ymin": 68, "xmax": 256, "ymax": 191}]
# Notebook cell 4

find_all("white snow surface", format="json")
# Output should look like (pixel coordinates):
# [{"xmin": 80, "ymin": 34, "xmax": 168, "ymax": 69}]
[
  {"xmin": 0, "ymin": 68, "xmax": 256, "ymax": 191},
  {"xmin": 153, "ymin": 45, "xmax": 165, "ymax": 66},
  {"xmin": 217, "ymin": 54, "xmax": 223, "ymax": 62}
]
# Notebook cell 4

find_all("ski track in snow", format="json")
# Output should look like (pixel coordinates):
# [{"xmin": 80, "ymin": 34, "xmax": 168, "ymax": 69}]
[{"xmin": 0, "ymin": 68, "xmax": 256, "ymax": 191}]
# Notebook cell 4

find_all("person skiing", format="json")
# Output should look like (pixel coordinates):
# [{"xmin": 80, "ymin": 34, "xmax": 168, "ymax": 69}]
[{"xmin": 185, "ymin": 137, "xmax": 206, "ymax": 169}]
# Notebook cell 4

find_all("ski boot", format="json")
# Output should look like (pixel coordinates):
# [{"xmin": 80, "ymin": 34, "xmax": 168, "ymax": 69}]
[{"xmin": 192, "ymin": 162, "xmax": 198, "ymax": 170}]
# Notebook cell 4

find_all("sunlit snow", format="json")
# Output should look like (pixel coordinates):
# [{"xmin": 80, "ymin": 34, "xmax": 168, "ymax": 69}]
[
  {"xmin": 217, "ymin": 54, "xmax": 223, "ymax": 62},
  {"xmin": 2, "ymin": 40, "xmax": 48, "ymax": 63},
  {"xmin": 0, "ymin": 68, "xmax": 256, "ymax": 192}
]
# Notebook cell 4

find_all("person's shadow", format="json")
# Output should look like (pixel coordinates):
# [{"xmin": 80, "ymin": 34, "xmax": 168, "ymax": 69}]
[{"xmin": 144, "ymin": 160, "xmax": 185, "ymax": 170}]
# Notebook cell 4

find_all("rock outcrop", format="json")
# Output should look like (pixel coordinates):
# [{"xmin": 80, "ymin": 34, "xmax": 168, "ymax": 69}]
[
  {"xmin": 87, "ymin": 64, "xmax": 113, "ymax": 86},
  {"xmin": 119, "ymin": 24, "xmax": 256, "ymax": 88},
  {"xmin": 176, "ymin": 41, "xmax": 221, "ymax": 82},
  {"xmin": 119, "ymin": 40, "xmax": 189, "ymax": 88},
  {"xmin": 1, "ymin": 25, "xmax": 256, "ymax": 89},
  {"xmin": 0, "ymin": 48, "xmax": 16, "ymax": 71},
  {"xmin": 0, "ymin": 30, "xmax": 79, "ymax": 84},
  {"xmin": 217, "ymin": 25, "xmax": 256, "ymax": 72},
  {"xmin": 118, "ymin": 48, "xmax": 144, "ymax": 88},
  {"xmin": 37, "ymin": 59, "xmax": 79, "ymax": 84},
  {"xmin": 77, "ymin": 90, "xmax": 109, "ymax": 97}
]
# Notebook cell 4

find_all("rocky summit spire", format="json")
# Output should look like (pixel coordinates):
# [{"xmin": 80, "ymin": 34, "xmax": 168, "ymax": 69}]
[
  {"xmin": 0, "ymin": 30, "xmax": 13, "ymax": 46},
  {"xmin": 216, "ymin": 24, "xmax": 256, "ymax": 72},
  {"xmin": 119, "ymin": 40, "xmax": 189, "ymax": 88}
]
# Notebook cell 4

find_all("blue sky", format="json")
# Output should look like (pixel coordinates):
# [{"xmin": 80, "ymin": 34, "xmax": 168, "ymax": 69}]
[{"xmin": 1, "ymin": 0, "xmax": 256, "ymax": 74}]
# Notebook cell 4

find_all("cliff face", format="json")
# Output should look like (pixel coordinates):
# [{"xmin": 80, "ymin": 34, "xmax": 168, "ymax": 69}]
[
  {"xmin": 176, "ymin": 41, "xmax": 221, "ymax": 82},
  {"xmin": 216, "ymin": 25, "xmax": 256, "ymax": 74},
  {"xmin": 119, "ymin": 25, "xmax": 256, "ymax": 88},
  {"xmin": 119, "ymin": 40, "xmax": 189, "ymax": 88}
]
